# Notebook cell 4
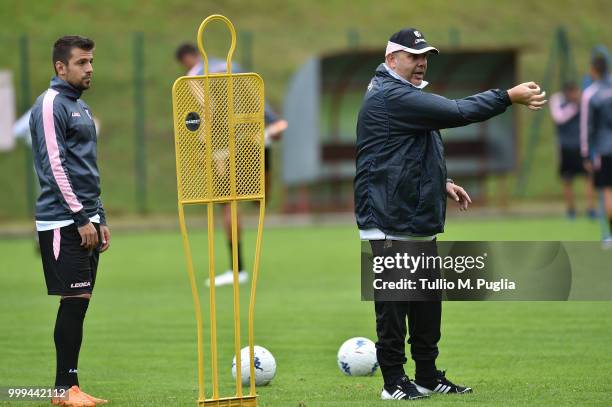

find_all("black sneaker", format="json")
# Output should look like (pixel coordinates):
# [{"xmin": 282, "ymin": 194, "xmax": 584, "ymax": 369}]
[
  {"xmin": 381, "ymin": 376, "xmax": 429, "ymax": 400},
  {"xmin": 413, "ymin": 370, "xmax": 472, "ymax": 394}
]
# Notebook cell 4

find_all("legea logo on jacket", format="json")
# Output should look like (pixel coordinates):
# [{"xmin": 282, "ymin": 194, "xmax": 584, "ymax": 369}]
[{"xmin": 71, "ymin": 112, "xmax": 81, "ymax": 117}]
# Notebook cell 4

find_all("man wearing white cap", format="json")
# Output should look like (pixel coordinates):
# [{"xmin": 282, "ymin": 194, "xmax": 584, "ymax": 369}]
[{"xmin": 355, "ymin": 28, "xmax": 547, "ymax": 400}]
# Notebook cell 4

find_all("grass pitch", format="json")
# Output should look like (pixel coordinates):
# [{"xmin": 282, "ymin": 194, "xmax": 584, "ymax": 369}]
[{"xmin": 0, "ymin": 216, "xmax": 611, "ymax": 406}]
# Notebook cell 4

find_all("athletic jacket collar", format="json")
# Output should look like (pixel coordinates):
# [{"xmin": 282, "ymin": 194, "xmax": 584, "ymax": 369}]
[
  {"xmin": 378, "ymin": 63, "xmax": 429, "ymax": 89},
  {"xmin": 50, "ymin": 76, "xmax": 82, "ymax": 100}
]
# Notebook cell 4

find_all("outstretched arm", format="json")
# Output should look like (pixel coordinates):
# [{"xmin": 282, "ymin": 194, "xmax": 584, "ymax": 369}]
[{"xmin": 391, "ymin": 81, "xmax": 546, "ymax": 132}]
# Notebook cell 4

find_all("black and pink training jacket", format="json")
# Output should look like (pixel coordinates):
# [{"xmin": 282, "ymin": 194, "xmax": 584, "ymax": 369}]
[{"xmin": 29, "ymin": 76, "xmax": 106, "ymax": 227}]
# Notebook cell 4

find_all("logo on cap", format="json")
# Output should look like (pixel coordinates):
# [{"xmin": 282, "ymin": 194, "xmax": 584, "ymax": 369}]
[{"xmin": 414, "ymin": 30, "xmax": 422, "ymax": 38}]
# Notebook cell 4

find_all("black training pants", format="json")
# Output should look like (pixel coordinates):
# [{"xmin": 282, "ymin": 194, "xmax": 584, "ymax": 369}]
[{"xmin": 370, "ymin": 240, "xmax": 441, "ymax": 381}]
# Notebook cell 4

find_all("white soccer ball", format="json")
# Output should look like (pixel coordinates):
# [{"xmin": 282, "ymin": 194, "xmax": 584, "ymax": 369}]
[
  {"xmin": 337, "ymin": 337, "xmax": 379, "ymax": 376},
  {"xmin": 232, "ymin": 345, "xmax": 276, "ymax": 386}
]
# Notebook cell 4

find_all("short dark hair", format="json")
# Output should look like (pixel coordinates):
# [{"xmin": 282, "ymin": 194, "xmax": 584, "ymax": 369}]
[
  {"xmin": 591, "ymin": 55, "xmax": 608, "ymax": 77},
  {"xmin": 562, "ymin": 81, "xmax": 577, "ymax": 93},
  {"xmin": 175, "ymin": 42, "xmax": 198, "ymax": 62},
  {"xmin": 52, "ymin": 35, "xmax": 95, "ymax": 74}
]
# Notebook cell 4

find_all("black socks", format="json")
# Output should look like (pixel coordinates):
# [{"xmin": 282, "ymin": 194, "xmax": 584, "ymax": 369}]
[
  {"xmin": 381, "ymin": 361, "xmax": 437, "ymax": 386},
  {"xmin": 415, "ymin": 360, "xmax": 437, "ymax": 382},
  {"xmin": 54, "ymin": 297, "xmax": 89, "ymax": 387},
  {"xmin": 227, "ymin": 239, "xmax": 244, "ymax": 271},
  {"xmin": 381, "ymin": 364, "xmax": 405, "ymax": 386}
]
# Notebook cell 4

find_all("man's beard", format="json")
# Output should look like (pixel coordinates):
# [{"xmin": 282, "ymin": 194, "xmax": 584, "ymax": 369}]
[{"xmin": 68, "ymin": 77, "xmax": 91, "ymax": 91}]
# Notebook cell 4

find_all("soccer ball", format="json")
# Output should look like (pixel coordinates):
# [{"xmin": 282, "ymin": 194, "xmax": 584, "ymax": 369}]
[
  {"xmin": 232, "ymin": 345, "xmax": 276, "ymax": 386},
  {"xmin": 337, "ymin": 337, "xmax": 378, "ymax": 376}
]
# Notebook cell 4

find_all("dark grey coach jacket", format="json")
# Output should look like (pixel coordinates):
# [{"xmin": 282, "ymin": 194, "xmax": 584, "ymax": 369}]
[
  {"xmin": 29, "ymin": 77, "xmax": 106, "ymax": 226},
  {"xmin": 354, "ymin": 64, "xmax": 511, "ymax": 236},
  {"xmin": 588, "ymin": 77, "xmax": 612, "ymax": 156}
]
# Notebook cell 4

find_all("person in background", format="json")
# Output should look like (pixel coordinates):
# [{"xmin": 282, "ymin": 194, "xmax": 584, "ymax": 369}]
[
  {"xmin": 581, "ymin": 54, "xmax": 612, "ymax": 246},
  {"xmin": 175, "ymin": 43, "xmax": 288, "ymax": 285},
  {"xmin": 549, "ymin": 82, "xmax": 596, "ymax": 219}
]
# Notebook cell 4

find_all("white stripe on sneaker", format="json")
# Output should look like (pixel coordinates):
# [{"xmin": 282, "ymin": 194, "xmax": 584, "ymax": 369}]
[
  {"xmin": 434, "ymin": 383, "xmax": 443, "ymax": 392},
  {"xmin": 395, "ymin": 391, "xmax": 405, "ymax": 399},
  {"xmin": 391, "ymin": 389, "xmax": 401, "ymax": 398},
  {"xmin": 443, "ymin": 385, "xmax": 451, "ymax": 394}
]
